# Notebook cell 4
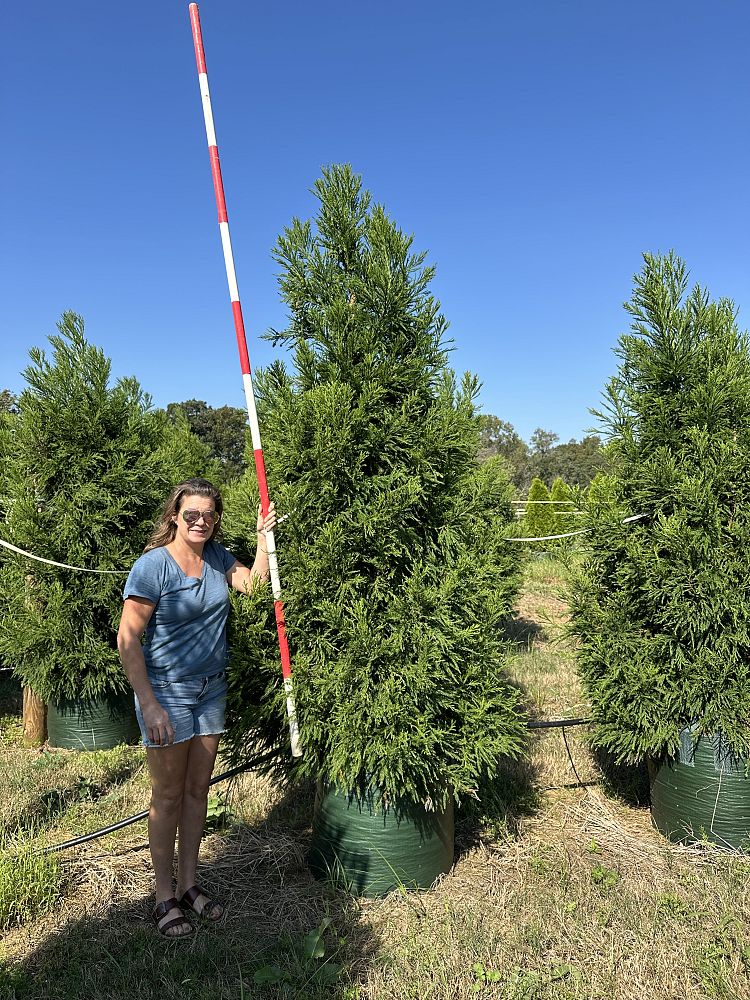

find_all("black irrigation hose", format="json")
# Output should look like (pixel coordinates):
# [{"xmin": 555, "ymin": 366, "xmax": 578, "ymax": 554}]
[
  {"xmin": 37, "ymin": 720, "xmax": 594, "ymax": 856},
  {"xmin": 39, "ymin": 749, "xmax": 279, "ymax": 855},
  {"xmin": 526, "ymin": 717, "xmax": 591, "ymax": 730}
]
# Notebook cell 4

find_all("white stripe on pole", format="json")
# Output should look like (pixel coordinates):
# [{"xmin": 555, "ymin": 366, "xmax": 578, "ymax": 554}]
[
  {"xmin": 198, "ymin": 74, "xmax": 217, "ymax": 145},
  {"xmin": 219, "ymin": 223, "xmax": 239, "ymax": 301},
  {"xmin": 242, "ymin": 373, "xmax": 263, "ymax": 450}
]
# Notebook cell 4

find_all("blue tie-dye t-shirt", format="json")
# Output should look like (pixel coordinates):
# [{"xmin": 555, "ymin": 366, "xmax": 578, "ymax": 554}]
[{"xmin": 123, "ymin": 541, "xmax": 237, "ymax": 681}]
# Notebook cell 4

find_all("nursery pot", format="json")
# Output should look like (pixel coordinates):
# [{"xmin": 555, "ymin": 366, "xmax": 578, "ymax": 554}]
[
  {"xmin": 649, "ymin": 724, "xmax": 750, "ymax": 850},
  {"xmin": 308, "ymin": 782, "xmax": 454, "ymax": 897},
  {"xmin": 47, "ymin": 691, "xmax": 139, "ymax": 750}
]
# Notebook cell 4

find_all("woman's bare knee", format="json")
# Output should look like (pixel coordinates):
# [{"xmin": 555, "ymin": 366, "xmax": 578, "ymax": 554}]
[{"xmin": 150, "ymin": 787, "xmax": 184, "ymax": 817}]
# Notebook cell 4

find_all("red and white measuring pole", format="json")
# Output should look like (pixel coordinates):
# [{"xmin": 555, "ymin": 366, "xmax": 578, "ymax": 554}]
[{"xmin": 188, "ymin": 3, "xmax": 301, "ymax": 757}]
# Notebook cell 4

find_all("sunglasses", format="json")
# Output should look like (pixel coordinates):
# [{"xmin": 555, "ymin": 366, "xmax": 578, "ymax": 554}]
[{"xmin": 181, "ymin": 509, "xmax": 220, "ymax": 526}]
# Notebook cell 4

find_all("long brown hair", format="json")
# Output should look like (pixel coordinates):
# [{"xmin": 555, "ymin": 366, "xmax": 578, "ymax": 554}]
[{"xmin": 144, "ymin": 478, "xmax": 224, "ymax": 552}]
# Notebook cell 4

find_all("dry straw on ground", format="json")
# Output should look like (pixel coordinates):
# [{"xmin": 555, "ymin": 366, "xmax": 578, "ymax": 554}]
[{"xmin": 2, "ymin": 553, "xmax": 750, "ymax": 999}]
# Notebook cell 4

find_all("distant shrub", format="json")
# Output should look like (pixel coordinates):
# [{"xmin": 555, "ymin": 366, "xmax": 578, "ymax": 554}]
[{"xmin": 522, "ymin": 478, "xmax": 556, "ymax": 541}]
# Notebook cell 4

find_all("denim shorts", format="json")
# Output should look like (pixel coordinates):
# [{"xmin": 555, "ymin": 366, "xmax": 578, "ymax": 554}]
[{"xmin": 135, "ymin": 670, "xmax": 228, "ymax": 747}]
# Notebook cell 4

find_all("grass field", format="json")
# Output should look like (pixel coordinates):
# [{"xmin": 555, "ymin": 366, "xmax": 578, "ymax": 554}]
[{"xmin": 2, "ymin": 554, "xmax": 750, "ymax": 999}]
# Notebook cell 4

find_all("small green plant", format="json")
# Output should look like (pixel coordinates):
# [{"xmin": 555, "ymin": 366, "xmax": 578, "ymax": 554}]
[
  {"xmin": 656, "ymin": 892, "xmax": 691, "ymax": 919},
  {"xmin": 549, "ymin": 963, "xmax": 582, "ymax": 985},
  {"xmin": 74, "ymin": 776, "xmax": 100, "ymax": 802},
  {"xmin": 470, "ymin": 961, "xmax": 501, "ymax": 992},
  {"xmin": 503, "ymin": 967, "xmax": 541, "ymax": 999},
  {"xmin": 0, "ymin": 838, "xmax": 61, "ymax": 930},
  {"xmin": 691, "ymin": 936, "xmax": 734, "ymax": 999},
  {"xmin": 528, "ymin": 853, "xmax": 549, "ymax": 876},
  {"xmin": 590, "ymin": 864, "xmax": 620, "ymax": 890},
  {"xmin": 204, "ymin": 792, "xmax": 237, "ymax": 833},
  {"xmin": 253, "ymin": 918, "xmax": 343, "ymax": 992}
]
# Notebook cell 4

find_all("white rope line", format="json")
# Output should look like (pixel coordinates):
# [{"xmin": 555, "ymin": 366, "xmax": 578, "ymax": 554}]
[
  {"xmin": 504, "ymin": 512, "xmax": 648, "ymax": 543},
  {"xmin": 0, "ymin": 513, "xmax": 292, "ymax": 575},
  {"xmin": 510, "ymin": 500, "xmax": 577, "ymax": 504},
  {"xmin": 0, "ymin": 511, "xmax": 648, "ymax": 571},
  {"xmin": 0, "ymin": 537, "xmax": 128, "ymax": 575},
  {"xmin": 504, "ymin": 528, "xmax": 591, "ymax": 542}
]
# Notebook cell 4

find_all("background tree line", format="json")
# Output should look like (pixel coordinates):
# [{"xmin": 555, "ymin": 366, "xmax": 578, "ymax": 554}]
[
  {"xmin": 478, "ymin": 415, "xmax": 607, "ymax": 491},
  {"xmin": 3, "ymin": 388, "xmax": 607, "ymax": 494}
]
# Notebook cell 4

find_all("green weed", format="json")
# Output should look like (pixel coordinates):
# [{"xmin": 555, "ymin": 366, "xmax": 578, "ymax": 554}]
[
  {"xmin": 470, "ymin": 960, "xmax": 501, "ymax": 992},
  {"xmin": 656, "ymin": 892, "xmax": 691, "ymax": 920},
  {"xmin": 590, "ymin": 864, "xmax": 620, "ymax": 890},
  {"xmin": 0, "ymin": 837, "xmax": 61, "ymax": 930},
  {"xmin": 253, "ymin": 918, "xmax": 344, "ymax": 993},
  {"xmin": 204, "ymin": 791, "xmax": 238, "ymax": 833}
]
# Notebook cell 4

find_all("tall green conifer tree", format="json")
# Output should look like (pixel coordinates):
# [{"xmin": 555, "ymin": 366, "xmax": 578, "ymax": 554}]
[
  {"xmin": 569, "ymin": 253, "xmax": 750, "ymax": 762},
  {"xmin": 224, "ymin": 166, "xmax": 526, "ymax": 807},
  {"xmin": 0, "ymin": 314, "xmax": 216, "ymax": 702},
  {"xmin": 550, "ymin": 477, "xmax": 575, "ymax": 547},
  {"xmin": 522, "ymin": 478, "xmax": 556, "ymax": 540}
]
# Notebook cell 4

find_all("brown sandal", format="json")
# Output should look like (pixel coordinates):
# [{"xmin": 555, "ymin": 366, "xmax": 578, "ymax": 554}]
[
  {"xmin": 179, "ymin": 885, "xmax": 224, "ymax": 922},
  {"xmin": 153, "ymin": 897, "xmax": 194, "ymax": 937}
]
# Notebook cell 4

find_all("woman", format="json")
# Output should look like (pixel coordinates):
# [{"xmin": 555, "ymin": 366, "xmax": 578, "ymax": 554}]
[{"xmin": 117, "ymin": 477, "xmax": 275, "ymax": 938}]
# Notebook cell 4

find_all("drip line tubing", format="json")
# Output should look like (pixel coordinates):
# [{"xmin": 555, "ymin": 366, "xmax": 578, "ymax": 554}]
[
  {"xmin": 504, "ymin": 511, "xmax": 648, "ymax": 542},
  {"xmin": 38, "ymin": 749, "xmax": 277, "ymax": 855},
  {"xmin": 527, "ymin": 717, "xmax": 590, "ymax": 730},
  {"xmin": 35, "ymin": 720, "xmax": 591, "ymax": 856}
]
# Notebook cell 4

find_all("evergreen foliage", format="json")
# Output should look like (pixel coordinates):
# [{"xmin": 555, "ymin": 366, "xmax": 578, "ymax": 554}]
[
  {"xmin": 165, "ymin": 399, "xmax": 247, "ymax": 482},
  {"xmin": 549, "ymin": 477, "xmax": 575, "ymax": 546},
  {"xmin": 521, "ymin": 478, "xmax": 556, "ymax": 540},
  {"xmin": 0, "ymin": 313, "xmax": 214, "ymax": 702},
  {"xmin": 568, "ymin": 252, "xmax": 750, "ymax": 762},
  {"xmin": 222, "ymin": 165, "xmax": 526, "ymax": 808},
  {"xmin": 154, "ymin": 410, "xmax": 223, "ymax": 487}
]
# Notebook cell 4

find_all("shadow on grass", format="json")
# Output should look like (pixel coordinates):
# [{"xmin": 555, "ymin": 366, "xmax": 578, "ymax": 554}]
[
  {"xmin": 501, "ymin": 614, "xmax": 544, "ymax": 648},
  {"xmin": 2, "ymin": 781, "xmax": 378, "ymax": 1000},
  {"xmin": 455, "ymin": 753, "xmax": 540, "ymax": 859},
  {"xmin": 592, "ymin": 747, "xmax": 651, "ymax": 808}
]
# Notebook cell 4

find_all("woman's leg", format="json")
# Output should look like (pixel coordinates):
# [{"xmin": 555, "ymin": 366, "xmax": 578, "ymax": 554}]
[
  {"xmin": 176, "ymin": 734, "xmax": 221, "ymax": 914},
  {"xmin": 146, "ymin": 741, "xmax": 192, "ymax": 934}
]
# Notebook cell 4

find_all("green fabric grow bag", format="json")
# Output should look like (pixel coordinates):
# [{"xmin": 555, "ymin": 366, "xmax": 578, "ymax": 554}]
[
  {"xmin": 309, "ymin": 784, "xmax": 454, "ymax": 897},
  {"xmin": 47, "ymin": 692, "xmax": 139, "ymax": 750},
  {"xmin": 650, "ymin": 724, "xmax": 750, "ymax": 850}
]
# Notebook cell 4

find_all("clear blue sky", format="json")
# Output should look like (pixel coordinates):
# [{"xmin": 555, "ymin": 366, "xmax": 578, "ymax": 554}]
[{"xmin": 3, "ymin": 1, "xmax": 749, "ymax": 444}]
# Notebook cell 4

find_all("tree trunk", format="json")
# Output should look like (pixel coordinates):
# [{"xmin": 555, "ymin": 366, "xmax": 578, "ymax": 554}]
[{"xmin": 23, "ymin": 687, "xmax": 47, "ymax": 746}]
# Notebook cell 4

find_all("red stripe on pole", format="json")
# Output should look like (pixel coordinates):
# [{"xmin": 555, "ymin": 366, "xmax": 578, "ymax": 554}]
[
  {"xmin": 209, "ymin": 148, "xmax": 228, "ymax": 222},
  {"xmin": 274, "ymin": 601, "xmax": 293, "ymax": 679},
  {"xmin": 253, "ymin": 448, "xmax": 270, "ymax": 513},
  {"xmin": 231, "ymin": 301, "xmax": 251, "ymax": 374},
  {"xmin": 189, "ymin": 5, "xmax": 207, "ymax": 74}
]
